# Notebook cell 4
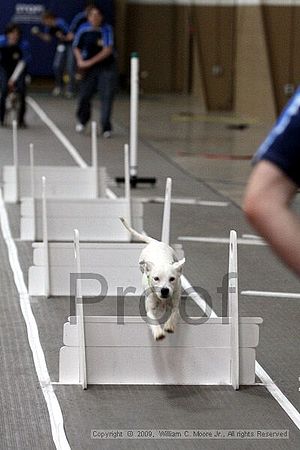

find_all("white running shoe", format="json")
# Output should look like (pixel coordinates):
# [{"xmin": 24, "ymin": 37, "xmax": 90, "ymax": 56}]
[
  {"xmin": 75, "ymin": 123, "xmax": 85, "ymax": 133},
  {"xmin": 52, "ymin": 87, "xmax": 62, "ymax": 97},
  {"xmin": 103, "ymin": 130, "xmax": 111, "ymax": 138}
]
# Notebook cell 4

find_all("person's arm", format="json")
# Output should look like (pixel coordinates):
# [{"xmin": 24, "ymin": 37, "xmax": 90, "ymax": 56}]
[
  {"xmin": 76, "ymin": 45, "xmax": 113, "ymax": 69},
  {"xmin": 64, "ymin": 31, "xmax": 75, "ymax": 43},
  {"xmin": 31, "ymin": 26, "xmax": 51, "ymax": 42},
  {"xmin": 8, "ymin": 60, "xmax": 26, "ymax": 88},
  {"xmin": 73, "ymin": 46, "xmax": 84, "ymax": 67},
  {"xmin": 8, "ymin": 40, "xmax": 31, "ymax": 89},
  {"xmin": 75, "ymin": 25, "xmax": 114, "ymax": 70},
  {"xmin": 54, "ymin": 18, "xmax": 70, "ymax": 42},
  {"xmin": 243, "ymin": 160, "xmax": 300, "ymax": 275}
]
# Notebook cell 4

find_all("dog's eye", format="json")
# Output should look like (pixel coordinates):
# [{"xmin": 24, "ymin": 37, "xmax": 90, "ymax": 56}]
[
  {"xmin": 153, "ymin": 276, "xmax": 159, "ymax": 282},
  {"xmin": 169, "ymin": 277, "xmax": 175, "ymax": 282}
]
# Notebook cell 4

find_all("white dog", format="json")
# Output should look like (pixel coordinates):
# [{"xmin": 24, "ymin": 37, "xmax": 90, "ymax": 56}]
[{"xmin": 120, "ymin": 218, "xmax": 185, "ymax": 340}]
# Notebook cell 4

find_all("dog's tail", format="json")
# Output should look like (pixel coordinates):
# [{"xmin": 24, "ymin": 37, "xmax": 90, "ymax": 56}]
[{"xmin": 120, "ymin": 217, "xmax": 154, "ymax": 244}]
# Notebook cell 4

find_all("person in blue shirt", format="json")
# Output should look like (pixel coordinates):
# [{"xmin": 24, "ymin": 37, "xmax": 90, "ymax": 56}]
[
  {"xmin": 31, "ymin": 10, "xmax": 70, "ymax": 96},
  {"xmin": 73, "ymin": 5, "xmax": 118, "ymax": 137},
  {"xmin": 63, "ymin": 2, "xmax": 95, "ymax": 97},
  {"xmin": 0, "ymin": 23, "xmax": 31, "ymax": 126},
  {"xmin": 244, "ymin": 89, "xmax": 300, "ymax": 276}
]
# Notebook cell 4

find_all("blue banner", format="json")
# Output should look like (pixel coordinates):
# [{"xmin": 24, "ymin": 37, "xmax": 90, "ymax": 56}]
[{"xmin": 0, "ymin": 1, "xmax": 115, "ymax": 76}]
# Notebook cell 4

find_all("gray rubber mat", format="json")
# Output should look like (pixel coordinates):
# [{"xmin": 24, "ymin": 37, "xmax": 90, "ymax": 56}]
[{"xmin": 0, "ymin": 93, "xmax": 300, "ymax": 449}]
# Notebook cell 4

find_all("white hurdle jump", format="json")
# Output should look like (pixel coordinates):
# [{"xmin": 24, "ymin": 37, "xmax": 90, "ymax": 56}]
[
  {"xmin": 59, "ymin": 229, "xmax": 262, "ymax": 387},
  {"xmin": 20, "ymin": 145, "xmax": 143, "ymax": 241},
  {"xmin": 28, "ymin": 177, "xmax": 184, "ymax": 297},
  {"xmin": 3, "ymin": 121, "xmax": 107, "ymax": 202}
]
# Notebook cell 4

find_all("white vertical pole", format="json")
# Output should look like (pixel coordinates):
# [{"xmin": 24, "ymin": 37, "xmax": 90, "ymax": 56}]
[
  {"xmin": 42, "ymin": 177, "xmax": 50, "ymax": 298},
  {"xmin": 29, "ymin": 143, "xmax": 36, "ymax": 241},
  {"xmin": 91, "ymin": 121, "xmax": 99, "ymax": 198},
  {"xmin": 74, "ymin": 229, "xmax": 87, "ymax": 389},
  {"xmin": 12, "ymin": 120, "xmax": 19, "ymax": 202},
  {"xmin": 228, "ymin": 230, "xmax": 239, "ymax": 390},
  {"xmin": 130, "ymin": 52, "xmax": 139, "ymax": 179},
  {"xmin": 99, "ymin": 167, "xmax": 106, "ymax": 198},
  {"xmin": 124, "ymin": 144, "xmax": 132, "ymax": 229},
  {"xmin": 161, "ymin": 178, "xmax": 172, "ymax": 245}
]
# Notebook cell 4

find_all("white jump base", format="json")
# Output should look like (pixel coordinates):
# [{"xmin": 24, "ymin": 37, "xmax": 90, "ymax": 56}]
[
  {"xmin": 59, "ymin": 315, "xmax": 262, "ymax": 385},
  {"xmin": 28, "ymin": 242, "xmax": 184, "ymax": 297},
  {"xmin": 20, "ymin": 197, "xmax": 143, "ymax": 241}
]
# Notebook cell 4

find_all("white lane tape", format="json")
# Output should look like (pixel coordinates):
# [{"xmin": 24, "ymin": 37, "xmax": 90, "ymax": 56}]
[
  {"xmin": 178, "ymin": 235, "xmax": 300, "ymax": 427},
  {"xmin": 105, "ymin": 188, "xmax": 117, "ymax": 199},
  {"xmin": 27, "ymin": 97, "xmax": 118, "ymax": 203},
  {"xmin": 180, "ymin": 236, "xmax": 300, "ymax": 429},
  {"xmin": 137, "ymin": 197, "xmax": 228, "ymax": 207},
  {"xmin": 178, "ymin": 236, "xmax": 267, "ymax": 246},
  {"xmin": 256, "ymin": 362, "xmax": 300, "ymax": 430},
  {"xmin": 0, "ymin": 190, "xmax": 70, "ymax": 450},
  {"xmin": 242, "ymin": 291, "xmax": 300, "ymax": 299},
  {"xmin": 242, "ymin": 234, "xmax": 261, "ymax": 239},
  {"xmin": 189, "ymin": 270, "xmax": 300, "ymax": 429},
  {"xmin": 181, "ymin": 275, "xmax": 217, "ymax": 319},
  {"xmin": 26, "ymin": 96, "xmax": 88, "ymax": 168}
]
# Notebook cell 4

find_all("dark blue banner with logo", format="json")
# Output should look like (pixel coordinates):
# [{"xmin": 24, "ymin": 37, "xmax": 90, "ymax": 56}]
[{"xmin": 0, "ymin": 1, "xmax": 115, "ymax": 76}]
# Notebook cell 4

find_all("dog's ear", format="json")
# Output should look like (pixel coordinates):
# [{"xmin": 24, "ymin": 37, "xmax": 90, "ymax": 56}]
[
  {"xmin": 139, "ymin": 260, "xmax": 153, "ymax": 274},
  {"xmin": 173, "ymin": 258, "xmax": 185, "ymax": 274}
]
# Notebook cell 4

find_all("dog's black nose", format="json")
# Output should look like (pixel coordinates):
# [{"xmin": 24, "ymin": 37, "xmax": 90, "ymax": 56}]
[{"xmin": 161, "ymin": 288, "xmax": 169, "ymax": 298}]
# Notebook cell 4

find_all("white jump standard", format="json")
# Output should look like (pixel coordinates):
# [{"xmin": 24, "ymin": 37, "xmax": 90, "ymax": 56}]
[
  {"xmin": 59, "ymin": 230, "xmax": 262, "ymax": 387},
  {"xmin": 3, "ymin": 121, "xmax": 107, "ymax": 202},
  {"xmin": 116, "ymin": 53, "xmax": 156, "ymax": 187},
  {"xmin": 20, "ymin": 144, "xmax": 143, "ymax": 241},
  {"xmin": 28, "ymin": 177, "xmax": 183, "ymax": 297}
]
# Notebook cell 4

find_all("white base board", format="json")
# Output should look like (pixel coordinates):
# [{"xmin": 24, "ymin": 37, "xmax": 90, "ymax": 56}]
[
  {"xmin": 20, "ymin": 198, "xmax": 143, "ymax": 241},
  {"xmin": 59, "ymin": 316, "xmax": 262, "ymax": 385},
  {"xmin": 3, "ymin": 166, "xmax": 107, "ymax": 201},
  {"xmin": 28, "ymin": 243, "xmax": 184, "ymax": 297}
]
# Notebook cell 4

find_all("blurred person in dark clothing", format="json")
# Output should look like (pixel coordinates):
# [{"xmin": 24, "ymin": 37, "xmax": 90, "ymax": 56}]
[{"xmin": 0, "ymin": 23, "xmax": 31, "ymax": 126}]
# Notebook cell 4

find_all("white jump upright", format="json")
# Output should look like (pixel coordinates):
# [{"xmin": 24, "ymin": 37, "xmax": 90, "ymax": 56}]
[
  {"xmin": 124, "ymin": 143, "xmax": 132, "ymax": 229},
  {"xmin": 161, "ymin": 177, "xmax": 172, "ymax": 245},
  {"xmin": 116, "ymin": 53, "xmax": 155, "ymax": 187},
  {"xmin": 42, "ymin": 176, "xmax": 50, "ymax": 298},
  {"xmin": 21, "ymin": 145, "xmax": 142, "ymax": 241},
  {"xmin": 29, "ymin": 143, "xmax": 36, "ymax": 241},
  {"xmin": 3, "ymin": 122, "xmax": 107, "ymax": 202},
  {"xmin": 74, "ymin": 229, "xmax": 87, "ymax": 390},
  {"xmin": 229, "ymin": 230, "xmax": 239, "ymax": 390},
  {"xmin": 130, "ymin": 52, "xmax": 139, "ymax": 181},
  {"xmin": 59, "ymin": 230, "xmax": 262, "ymax": 387},
  {"xmin": 12, "ymin": 120, "xmax": 19, "ymax": 202}
]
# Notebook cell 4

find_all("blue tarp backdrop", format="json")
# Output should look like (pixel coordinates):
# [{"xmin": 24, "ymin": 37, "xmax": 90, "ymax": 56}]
[{"xmin": 0, "ymin": 1, "xmax": 115, "ymax": 76}]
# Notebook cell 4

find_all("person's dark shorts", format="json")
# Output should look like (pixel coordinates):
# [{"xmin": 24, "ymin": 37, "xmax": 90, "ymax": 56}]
[{"xmin": 253, "ymin": 88, "xmax": 300, "ymax": 187}]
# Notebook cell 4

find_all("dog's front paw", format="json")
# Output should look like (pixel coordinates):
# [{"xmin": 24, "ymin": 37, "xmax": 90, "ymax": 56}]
[
  {"xmin": 164, "ymin": 323, "xmax": 175, "ymax": 334},
  {"xmin": 152, "ymin": 327, "xmax": 165, "ymax": 341}
]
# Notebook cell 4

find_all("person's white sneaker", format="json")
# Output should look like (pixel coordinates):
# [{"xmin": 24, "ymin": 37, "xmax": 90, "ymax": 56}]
[
  {"xmin": 75, "ymin": 123, "xmax": 85, "ymax": 133},
  {"xmin": 52, "ymin": 87, "xmax": 62, "ymax": 97},
  {"xmin": 103, "ymin": 130, "xmax": 111, "ymax": 138}
]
